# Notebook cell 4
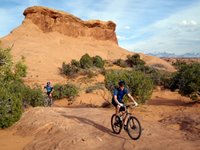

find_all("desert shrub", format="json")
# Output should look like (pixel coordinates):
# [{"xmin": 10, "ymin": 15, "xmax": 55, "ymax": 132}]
[
  {"xmin": 0, "ymin": 47, "xmax": 11, "ymax": 67},
  {"xmin": 62, "ymin": 54, "xmax": 105, "ymax": 77},
  {"xmin": 87, "ymin": 70, "xmax": 97, "ymax": 78},
  {"xmin": 105, "ymin": 70, "xmax": 153, "ymax": 104},
  {"xmin": 71, "ymin": 59, "xmax": 80, "ymax": 68},
  {"xmin": 0, "ymin": 46, "xmax": 45, "ymax": 128},
  {"xmin": 172, "ymin": 59, "xmax": 187, "ymax": 70},
  {"xmin": 53, "ymin": 83, "xmax": 79, "ymax": 100},
  {"xmin": 134, "ymin": 65, "xmax": 171, "ymax": 86},
  {"xmin": 126, "ymin": 54, "xmax": 145, "ymax": 67},
  {"xmin": 92, "ymin": 55, "xmax": 105, "ymax": 68},
  {"xmin": 113, "ymin": 54, "xmax": 145, "ymax": 68},
  {"xmin": 21, "ymin": 85, "xmax": 44, "ymax": 107},
  {"xmin": 0, "ymin": 86, "xmax": 22, "ymax": 128},
  {"xmin": 14, "ymin": 60, "xmax": 27, "ymax": 77},
  {"xmin": 100, "ymin": 68, "xmax": 107, "ymax": 75},
  {"xmin": 113, "ymin": 59, "xmax": 128, "ymax": 68},
  {"xmin": 105, "ymin": 60, "xmax": 113, "ymax": 67},
  {"xmin": 61, "ymin": 62, "xmax": 79, "ymax": 77},
  {"xmin": 0, "ymin": 47, "xmax": 22, "ymax": 128},
  {"xmin": 169, "ymin": 63, "xmax": 200, "ymax": 101},
  {"xmin": 80, "ymin": 53, "xmax": 93, "ymax": 69}
]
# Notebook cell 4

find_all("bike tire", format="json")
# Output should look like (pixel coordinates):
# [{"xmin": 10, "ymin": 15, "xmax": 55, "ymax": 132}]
[
  {"xmin": 49, "ymin": 98, "xmax": 53, "ymax": 107},
  {"xmin": 111, "ymin": 114, "xmax": 123, "ymax": 134},
  {"xmin": 127, "ymin": 116, "xmax": 142, "ymax": 140},
  {"xmin": 44, "ymin": 98, "xmax": 49, "ymax": 107}
]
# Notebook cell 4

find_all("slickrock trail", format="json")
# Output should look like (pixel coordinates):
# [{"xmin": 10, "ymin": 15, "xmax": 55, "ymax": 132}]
[{"xmin": 1, "ymin": 98, "xmax": 199, "ymax": 150}]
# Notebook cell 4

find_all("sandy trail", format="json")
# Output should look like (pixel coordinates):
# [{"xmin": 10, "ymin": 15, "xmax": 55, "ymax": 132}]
[{"xmin": 0, "ymin": 98, "xmax": 200, "ymax": 150}]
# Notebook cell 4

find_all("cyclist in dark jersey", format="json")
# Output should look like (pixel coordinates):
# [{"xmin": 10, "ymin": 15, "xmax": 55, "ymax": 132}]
[
  {"xmin": 44, "ymin": 82, "xmax": 54, "ymax": 98},
  {"xmin": 112, "ymin": 80, "xmax": 138, "ymax": 115}
]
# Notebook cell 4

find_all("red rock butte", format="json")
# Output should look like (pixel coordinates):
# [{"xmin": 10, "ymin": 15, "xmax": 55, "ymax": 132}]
[
  {"xmin": 23, "ymin": 6, "xmax": 118, "ymax": 44},
  {"xmin": 0, "ymin": 6, "xmax": 175, "ymax": 84}
]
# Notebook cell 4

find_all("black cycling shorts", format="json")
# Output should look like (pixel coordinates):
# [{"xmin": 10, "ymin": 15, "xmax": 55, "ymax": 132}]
[
  {"xmin": 47, "ymin": 92, "xmax": 51, "ymax": 96},
  {"xmin": 112, "ymin": 99, "xmax": 125, "ymax": 111}
]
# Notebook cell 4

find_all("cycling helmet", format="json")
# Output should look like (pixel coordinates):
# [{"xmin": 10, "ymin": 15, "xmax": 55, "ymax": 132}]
[{"xmin": 118, "ymin": 80, "xmax": 125, "ymax": 87}]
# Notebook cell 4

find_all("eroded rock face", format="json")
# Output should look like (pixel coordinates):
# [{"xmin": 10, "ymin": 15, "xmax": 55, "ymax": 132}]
[{"xmin": 23, "ymin": 6, "xmax": 118, "ymax": 44}]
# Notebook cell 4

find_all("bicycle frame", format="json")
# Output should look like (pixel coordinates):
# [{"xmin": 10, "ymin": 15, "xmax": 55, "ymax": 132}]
[{"xmin": 119, "ymin": 105, "xmax": 134, "ymax": 126}]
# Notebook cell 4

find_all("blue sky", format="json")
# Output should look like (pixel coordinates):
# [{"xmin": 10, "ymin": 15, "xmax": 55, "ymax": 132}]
[{"xmin": 0, "ymin": 0, "xmax": 200, "ymax": 54}]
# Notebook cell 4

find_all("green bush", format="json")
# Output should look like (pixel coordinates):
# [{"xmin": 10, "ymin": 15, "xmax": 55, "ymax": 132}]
[
  {"xmin": 21, "ymin": 85, "xmax": 44, "ymax": 107},
  {"xmin": 61, "ymin": 62, "xmax": 79, "ymax": 77},
  {"xmin": 131, "ymin": 64, "xmax": 169, "ymax": 86},
  {"xmin": 85, "ymin": 70, "xmax": 97, "ymax": 78},
  {"xmin": 0, "ymin": 86, "xmax": 22, "ymax": 128},
  {"xmin": 0, "ymin": 47, "xmax": 23, "ymax": 128},
  {"xmin": 0, "ymin": 47, "xmax": 11, "ymax": 67},
  {"xmin": 172, "ymin": 59, "xmax": 187, "ymax": 70},
  {"xmin": 126, "ymin": 54, "xmax": 145, "ymax": 67},
  {"xmin": 15, "ymin": 60, "xmax": 27, "ymax": 77},
  {"xmin": 71, "ymin": 59, "xmax": 80, "ymax": 68},
  {"xmin": 169, "ymin": 63, "xmax": 200, "ymax": 101},
  {"xmin": 53, "ymin": 83, "xmax": 79, "ymax": 100},
  {"xmin": 105, "ymin": 70, "xmax": 153, "ymax": 104},
  {"xmin": 80, "ymin": 53, "xmax": 93, "ymax": 69},
  {"xmin": 92, "ymin": 55, "xmax": 105, "ymax": 68},
  {"xmin": 113, "ymin": 59, "xmax": 128, "ymax": 68},
  {"xmin": 0, "ymin": 46, "xmax": 44, "ymax": 128},
  {"xmin": 61, "ymin": 54, "xmax": 105, "ymax": 77}
]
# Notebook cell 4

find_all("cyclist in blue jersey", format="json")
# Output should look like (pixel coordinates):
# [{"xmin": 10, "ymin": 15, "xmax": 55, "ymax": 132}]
[
  {"xmin": 44, "ymin": 82, "xmax": 54, "ymax": 98},
  {"xmin": 112, "ymin": 80, "xmax": 138, "ymax": 115},
  {"xmin": 112, "ymin": 81, "xmax": 138, "ymax": 130}
]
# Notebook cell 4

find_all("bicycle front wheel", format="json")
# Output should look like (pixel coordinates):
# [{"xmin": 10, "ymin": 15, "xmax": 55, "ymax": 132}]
[
  {"xmin": 127, "ymin": 116, "xmax": 142, "ymax": 140},
  {"xmin": 111, "ymin": 114, "xmax": 122, "ymax": 134}
]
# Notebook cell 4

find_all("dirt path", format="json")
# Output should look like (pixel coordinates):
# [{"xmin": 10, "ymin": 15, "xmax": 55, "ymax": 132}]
[{"xmin": 0, "ymin": 100, "xmax": 200, "ymax": 150}]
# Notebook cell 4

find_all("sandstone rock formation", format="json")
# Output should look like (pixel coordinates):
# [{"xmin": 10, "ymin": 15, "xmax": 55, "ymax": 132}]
[
  {"xmin": 23, "ymin": 6, "xmax": 118, "ymax": 44},
  {"xmin": 0, "ymin": 6, "xmax": 175, "ymax": 84}
]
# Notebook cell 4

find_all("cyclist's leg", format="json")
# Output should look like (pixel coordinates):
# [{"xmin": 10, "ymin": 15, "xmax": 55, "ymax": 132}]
[
  {"xmin": 123, "ymin": 112, "xmax": 129, "ymax": 125},
  {"xmin": 116, "ymin": 105, "xmax": 120, "ymax": 115},
  {"xmin": 49, "ymin": 93, "xmax": 53, "ymax": 105},
  {"xmin": 46, "ymin": 92, "xmax": 51, "ymax": 105}
]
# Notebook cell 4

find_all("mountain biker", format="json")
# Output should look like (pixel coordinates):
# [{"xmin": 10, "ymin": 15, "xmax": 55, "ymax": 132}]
[
  {"xmin": 44, "ymin": 82, "xmax": 54, "ymax": 99},
  {"xmin": 112, "ymin": 80, "xmax": 138, "ymax": 115},
  {"xmin": 112, "ymin": 80, "xmax": 138, "ymax": 130}
]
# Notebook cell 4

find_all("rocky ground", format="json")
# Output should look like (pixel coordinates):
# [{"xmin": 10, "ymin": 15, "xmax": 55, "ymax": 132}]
[{"xmin": 0, "ymin": 92, "xmax": 199, "ymax": 150}]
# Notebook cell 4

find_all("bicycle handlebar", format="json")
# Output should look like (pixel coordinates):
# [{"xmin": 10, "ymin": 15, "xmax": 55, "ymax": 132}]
[{"xmin": 124, "ymin": 102, "xmax": 137, "ymax": 108}]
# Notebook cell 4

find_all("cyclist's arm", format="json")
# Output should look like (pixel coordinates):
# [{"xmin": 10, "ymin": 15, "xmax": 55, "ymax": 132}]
[
  {"xmin": 43, "ymin": 86, "xmax": 47, "ymax": 92},
  {"xmin": 114, "ymin": 95, "xmax": 121, "ymax": 106},
  {"xmin": 127, "ymin": 93, "xmax": 138, "ymax": 106},
  {"xmin": 51, "ymin": 87, "xmax": 54, "ymax": 93}
]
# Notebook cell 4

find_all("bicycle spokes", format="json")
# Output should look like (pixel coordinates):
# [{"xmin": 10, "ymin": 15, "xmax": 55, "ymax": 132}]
[
  {"xmin": 111, "ymin": 114, "xmax": 122, "ymax": 134},
  {"xmin": 127, "ymin": 116, "xmax": 141, "ymax": 140}
]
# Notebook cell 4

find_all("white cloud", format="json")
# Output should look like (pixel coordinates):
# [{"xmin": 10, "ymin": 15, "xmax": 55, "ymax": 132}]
[
  {"xmin": 124, "ymin": 26, "xmax": 131, "ymax": 30},
  {"xmin": 180, "ymin": 20, "xmax": 198, "ymax": 26},
  {"xmin": 117, "ymin": 35, "xmax": 127, "ymax": 41},
  {"xmin": 124, "ymin": 1, "xmax": 200, "ymax": 54}
]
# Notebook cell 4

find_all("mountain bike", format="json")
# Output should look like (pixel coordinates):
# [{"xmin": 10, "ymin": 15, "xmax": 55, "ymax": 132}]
[
  {"xmin": 44, "ymin": 94, "xmax": 53, "ymax": 107},
  {"xmin": 111, "ymin": 103, "xmax": 142, "ymax": 140}
]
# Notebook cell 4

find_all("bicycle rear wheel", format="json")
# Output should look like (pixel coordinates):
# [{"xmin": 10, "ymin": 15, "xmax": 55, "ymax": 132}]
[
  {"xmin": 44, "ymin": 97, "xmax": 49, "ymax": 107},
  {"xmin": 111, "ymin": 114, "xmax": 122, "ymax": 134},
  {"xmin": 127, "ymin": 116, "xmax": 142, "ymax": 140},
  {"xmin": 48, "ymin": 97, "xmax": 53, "ymax": 107}
]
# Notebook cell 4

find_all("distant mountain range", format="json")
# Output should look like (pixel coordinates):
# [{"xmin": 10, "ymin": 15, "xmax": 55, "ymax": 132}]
[{"xmin": 147, "ymin": 52, "xmax": 200, "ymax": 58}]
